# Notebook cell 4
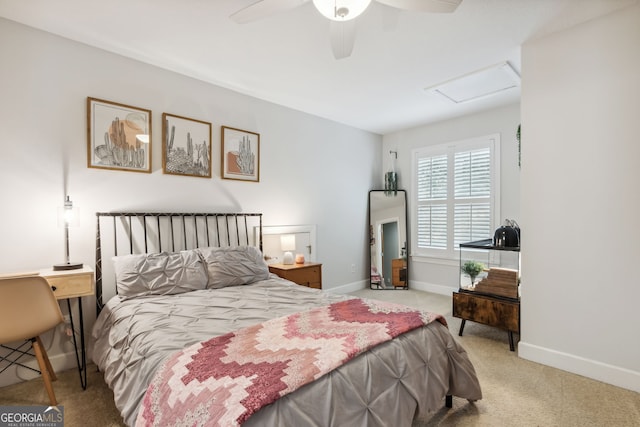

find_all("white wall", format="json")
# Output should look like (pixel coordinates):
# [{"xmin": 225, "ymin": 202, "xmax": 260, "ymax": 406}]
[
  {"xmin": 519, "ymin": 4, "xmax": 640, "ymax": 392},
  {"xmin": 0, "ymin": 18, "xmax": 380, "ymax": 385},
  {"xmin": 383, "ymin": 103, "xmax": 521, "ymax": 293}
]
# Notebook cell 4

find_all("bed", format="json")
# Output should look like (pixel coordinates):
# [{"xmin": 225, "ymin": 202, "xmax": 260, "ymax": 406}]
[{"xmin": 91, "ymin": 212, "xmax": 482, "ymax": 426}]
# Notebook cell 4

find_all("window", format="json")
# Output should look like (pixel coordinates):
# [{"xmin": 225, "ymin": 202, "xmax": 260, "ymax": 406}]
[{"xmin": 412, "ymin": 134, "xmax": 500, "ymax": 259}]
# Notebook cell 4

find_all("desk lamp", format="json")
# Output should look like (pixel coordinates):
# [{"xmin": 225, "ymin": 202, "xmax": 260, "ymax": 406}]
[{"xmin": 53, "ymin": 196, "xmax": 83, "ymax": 271}]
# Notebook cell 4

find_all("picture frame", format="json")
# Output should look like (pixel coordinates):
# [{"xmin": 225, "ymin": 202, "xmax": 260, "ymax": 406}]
[
  {"xmin": 87, "ymin": 97, "xmax": 152, "ymax": 173},
  {"xmin": 162, "ymin": 113, "xmax": 212, "ymax": 178},
  {"xmin": 221, "ymin": 126, "xmax": 260, "ymax": 182}
]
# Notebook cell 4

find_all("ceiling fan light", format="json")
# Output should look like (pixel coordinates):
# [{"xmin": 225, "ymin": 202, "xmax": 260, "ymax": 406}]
[{"xmin": 312, "ymin": 0, "xmax": 372, "ymax": 21}]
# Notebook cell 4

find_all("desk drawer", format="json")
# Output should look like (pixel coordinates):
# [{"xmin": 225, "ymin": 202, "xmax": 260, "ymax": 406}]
[{"xmin": 46, "ymin": 273, "xmax": 94, "ymax": 299}]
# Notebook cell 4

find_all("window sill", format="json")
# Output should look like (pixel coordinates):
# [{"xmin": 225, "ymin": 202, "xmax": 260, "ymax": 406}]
[{"xmin": 410, "ymin": 255, "xmax": 458, "ymax": 267}]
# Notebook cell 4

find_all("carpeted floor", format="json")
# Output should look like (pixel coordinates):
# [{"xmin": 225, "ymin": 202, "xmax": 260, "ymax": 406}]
[{"xmin": 1, "ymin": 289, "xmax": 638, "ymax": 426}]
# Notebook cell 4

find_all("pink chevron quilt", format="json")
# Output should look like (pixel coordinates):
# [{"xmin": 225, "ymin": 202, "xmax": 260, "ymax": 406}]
[{"xmin": 135, "ymin": 297, "xmax": 445, "ymax": 427}]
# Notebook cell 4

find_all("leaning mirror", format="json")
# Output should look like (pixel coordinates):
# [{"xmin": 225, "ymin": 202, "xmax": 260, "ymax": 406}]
[{"xmin": 369, "ymin": 190, "xmax": 408, "ymax": 289}]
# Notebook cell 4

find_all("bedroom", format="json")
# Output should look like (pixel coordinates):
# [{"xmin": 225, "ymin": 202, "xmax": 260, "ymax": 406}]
[{"xmin": 0, "ymin": 0, "xmax": 638, "ymax": 424}]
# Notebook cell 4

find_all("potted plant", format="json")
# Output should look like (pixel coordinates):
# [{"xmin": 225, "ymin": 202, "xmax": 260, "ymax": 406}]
[{"xmin": 461, "ymin": 260, "xmax": 485, "ymax": 286}]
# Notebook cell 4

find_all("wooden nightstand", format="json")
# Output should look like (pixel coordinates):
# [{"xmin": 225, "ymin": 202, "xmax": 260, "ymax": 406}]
[
  {"xmin": 269, "ymin": 262, "xmax": 322, "ymax": 289},
  {"xmin": 40, "ymin": 266, "xmax": 94, "ymax": 389},
  {"xmin": 453, "ymin": 290, "xmax": 520, "ymax": 351}
]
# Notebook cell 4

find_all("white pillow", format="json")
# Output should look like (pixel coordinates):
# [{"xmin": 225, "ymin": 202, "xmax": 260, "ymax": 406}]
[
  {"xmin": 196, "ymin": 246, "xmax": 269, "ymax": 289},
  {"xmin": 113, "ymin": 250, "xmax": 208, "ymax": 299}
]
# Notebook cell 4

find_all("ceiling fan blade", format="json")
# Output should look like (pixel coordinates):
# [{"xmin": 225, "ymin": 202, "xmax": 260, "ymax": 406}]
[
  {"xmin": 330, "ymin": 20, "xmax": 357, "ymax": 60},
  {"xmin": 230, "ymin": 0, "xmax": 309, "ymax": 24},
  {"xmin": 375, "ymin": 0, "xmax": 462, "ymax": 13},
  {"xmin": 381, "ymin": 7, "xmax": 400, "ymax": 32}
]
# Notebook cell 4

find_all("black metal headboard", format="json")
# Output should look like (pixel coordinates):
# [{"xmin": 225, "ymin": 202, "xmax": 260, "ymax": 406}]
[{"xmin": 95, "ymin": 212, "xmax": 263, "ymax": 313}]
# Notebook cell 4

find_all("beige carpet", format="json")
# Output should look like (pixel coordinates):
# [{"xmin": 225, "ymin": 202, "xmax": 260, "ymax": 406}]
[{"xmin": 1, "ymin": 289, "xmax": 638, "ymax": 426}]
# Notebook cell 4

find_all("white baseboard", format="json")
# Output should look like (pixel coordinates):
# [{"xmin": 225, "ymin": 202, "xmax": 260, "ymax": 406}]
[
  {"xmin": 327, "ymin": 280, "xmax": 456, "ymax": 296},
  {"xmin": 519, "ymin": 341, "xmax": 640, "ymax": 393},
  {"xmin": 326, "ymin": 279, "xmax": 368, "ymax": 294},
  {"xmin": 0, "ymin": 350, "xmax": 78, "ymax": 387},
  {"xmin": 408, "ymin": 280, "xmax": 456, "ymax": 296},
  {"xmin": 325, "ymin": 278, "xmax": 457, "ymax": 296}
]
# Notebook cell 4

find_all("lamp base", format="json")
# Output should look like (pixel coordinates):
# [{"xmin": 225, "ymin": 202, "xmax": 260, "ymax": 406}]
[
  {"xmin": 282, "ymin": 252, "xmax": 294, "ymax": 265},
  {"xmin": 53, "ymin": 262, "xmax": 83, "ymax": 271}
]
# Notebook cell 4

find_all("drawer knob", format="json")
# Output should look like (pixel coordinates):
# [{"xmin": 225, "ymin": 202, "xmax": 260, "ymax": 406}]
[{"xmin": 51, "ymin": 286, "xmax": 57, "ymax": 292}]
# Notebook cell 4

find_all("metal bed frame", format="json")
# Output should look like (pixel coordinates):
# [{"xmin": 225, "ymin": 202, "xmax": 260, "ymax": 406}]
[{"xmin": 94, "ymin": 212, "xmax": 262, "ymax": 313}]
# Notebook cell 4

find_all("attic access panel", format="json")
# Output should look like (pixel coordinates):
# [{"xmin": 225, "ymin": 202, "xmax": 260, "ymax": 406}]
[{"xmin": 426, "ymin": 62, "xmax": 521, "ymax": 103}]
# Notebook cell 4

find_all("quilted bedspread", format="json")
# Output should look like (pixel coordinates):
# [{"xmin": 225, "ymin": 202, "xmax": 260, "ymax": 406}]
[{"xmin": 136, "ymin": 298, "xmax": 445, "ymax": 426}]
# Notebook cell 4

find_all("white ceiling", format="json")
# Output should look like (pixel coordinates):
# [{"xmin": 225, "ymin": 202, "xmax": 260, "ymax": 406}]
[{"xmin": 0, "ymin": 0, "xmax": 635, "ymax": 134}]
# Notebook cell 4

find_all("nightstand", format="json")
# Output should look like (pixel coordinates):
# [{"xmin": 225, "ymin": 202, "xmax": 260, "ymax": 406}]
[
  {"xmin": 453, "ymin": 290, "xmax": 520, "ymax": 351},
  {"xmin": 455, "ymin": 239, "xmax": 521, "ymax": 351},
  {"xmin": 269, "ymin": 262, "xmax": 322, "ymax": 289},
  {"xmin": 40, "ymin": 266, "xmax": 94, "ymax": 389}
]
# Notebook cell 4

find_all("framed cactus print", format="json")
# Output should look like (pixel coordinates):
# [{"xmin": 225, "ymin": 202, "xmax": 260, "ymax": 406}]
[
  {"xmin": 221, "ymin": 126, "xmax": 260, "ymax": 182},
  {"xmin": 87, "ymin": 97, "xmax": 152, "ymax": 173},
  {"xmin": 162, "ymin": 113, "xmax": 212, "ymax": 178}
]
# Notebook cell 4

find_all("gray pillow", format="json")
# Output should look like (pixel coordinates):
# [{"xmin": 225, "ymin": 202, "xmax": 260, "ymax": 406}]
[
  {"xmin": 196, "ymin": 246, "xmax": 269, "ymax": 289},
  {"xmin": 113, "ymin": 250, "xmax": 208, "ymax": 299}
]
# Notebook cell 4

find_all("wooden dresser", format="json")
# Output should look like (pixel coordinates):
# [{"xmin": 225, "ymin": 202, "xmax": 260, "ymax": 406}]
[
  {"xmin": 268, "ymin": 262, "xmax": 322, "ymax": 289},
  {"xmin": 391, "ymin": 258, "xmax": 407, "ymax": 288}
]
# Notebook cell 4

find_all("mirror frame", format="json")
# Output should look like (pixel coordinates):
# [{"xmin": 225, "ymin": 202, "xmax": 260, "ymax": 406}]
[{"xmin": 368, "ymin": 189, "xmax": 408, "ymax": 290}]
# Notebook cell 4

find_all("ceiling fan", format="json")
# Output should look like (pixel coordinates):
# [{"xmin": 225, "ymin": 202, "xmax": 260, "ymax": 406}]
[{"xmin": 230, "ymin": 0, "xmax": 463, "ymax": 59}]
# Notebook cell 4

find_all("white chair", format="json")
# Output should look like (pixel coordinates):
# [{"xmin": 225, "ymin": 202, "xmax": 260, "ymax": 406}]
[{"xmin": 0, "ymin": 276, "xmax": 64, "ymax": 405}]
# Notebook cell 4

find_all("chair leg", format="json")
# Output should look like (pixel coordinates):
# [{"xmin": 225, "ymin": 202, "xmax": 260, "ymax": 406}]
[
  {"xmin": 31, "ymin": 337, "xmax": 57, "ymax": 406},
  {"xmin": 36, "ymin": 336, "xmax": 57, "ymax": 382}
]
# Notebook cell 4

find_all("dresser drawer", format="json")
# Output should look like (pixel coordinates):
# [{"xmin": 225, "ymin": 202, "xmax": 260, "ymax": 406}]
[
  {"xmin": 285, "ymin": 266, "xmax": 319, "ymax": 286},
  {"xmin": 42, "ymin": 271, "xmax": 94, "ymax": 299},
  {"xmin": 269, "ymin": 263, "xmax": 322, "ymax": 289}
]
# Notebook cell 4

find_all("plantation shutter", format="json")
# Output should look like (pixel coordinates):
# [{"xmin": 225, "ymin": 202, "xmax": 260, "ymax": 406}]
[
  {"xmin": 413, "ymin": 136, "xmax": 497, "ymax": 259},
  {"xmin": 416, "ymin": 155, "xmax": 447, "ymax": 249},
  {"xmin": 453, "ymin": 148, "xmax": 491, "ymax": 246}
]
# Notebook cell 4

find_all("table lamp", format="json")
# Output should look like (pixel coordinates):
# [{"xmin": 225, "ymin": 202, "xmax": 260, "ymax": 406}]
[
  {"xmin": 281, "ymin": 234, "xmax": 296, "ymax": 265},
  {"xmin": 53, "ymin": 195, "xmax": 83, "ymax": 271}
]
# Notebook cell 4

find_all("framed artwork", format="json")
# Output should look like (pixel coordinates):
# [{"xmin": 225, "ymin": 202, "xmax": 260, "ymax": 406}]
[
  {"xmin": 87, "ymin": 97, "xmax": 152, "ymax": 173},
  {"xmin": 221, "ymin": 126, "xmax": 260, "ymax": 182},
  {"xmin": 162, "ymin": 113, "xmax": 212, "ymax": 178}
]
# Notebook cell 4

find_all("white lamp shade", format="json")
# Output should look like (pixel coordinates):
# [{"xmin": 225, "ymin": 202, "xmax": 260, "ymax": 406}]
[
  {"xmin": 280, "ymin": 234, "xmax": 296, "ymax": 251},
  {"xmin": 312, "ymin": 0, "xmax": 372, "ymax": 21}
]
